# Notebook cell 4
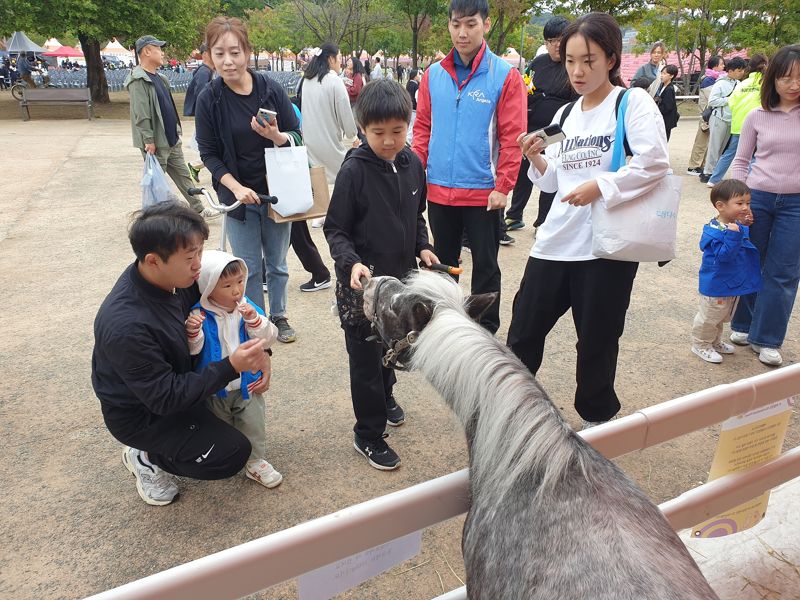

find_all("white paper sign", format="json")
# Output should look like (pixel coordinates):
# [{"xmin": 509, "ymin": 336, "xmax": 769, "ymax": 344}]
[{"xmin": 297, "ymin": 530, "xmax": 422, "ymax": 600}]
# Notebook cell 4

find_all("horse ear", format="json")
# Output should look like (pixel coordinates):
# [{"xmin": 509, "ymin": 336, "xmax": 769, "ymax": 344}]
[
  {"xmin": 410, "ymin": 300, "xmax": 433, "ymax": 331},
  {"xmin": 464, "ymin": 293, "xmax": 498, "ymax": 323}
]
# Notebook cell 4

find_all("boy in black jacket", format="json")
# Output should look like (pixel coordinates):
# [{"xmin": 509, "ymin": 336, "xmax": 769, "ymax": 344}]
[
  {"xmin": 92, "ymin": 203, "xmax": 271, "ymax": 505},
  {"xmin": 324, "ymin": 80, "xmax": 438, "ymax": 470}
]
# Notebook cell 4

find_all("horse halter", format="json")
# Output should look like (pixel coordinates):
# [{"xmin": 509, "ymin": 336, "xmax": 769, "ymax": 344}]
[{"xmin": 366, "ymin": 277, "xmax": 419, "ymax": 371}]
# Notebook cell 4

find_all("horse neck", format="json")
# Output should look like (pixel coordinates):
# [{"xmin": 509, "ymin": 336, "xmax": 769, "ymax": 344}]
[{"xmin": 411, "ymin": 308, "xmax": 578, "ymax": 493}]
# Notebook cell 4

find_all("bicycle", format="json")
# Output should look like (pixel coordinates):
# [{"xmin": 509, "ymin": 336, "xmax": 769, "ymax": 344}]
[{"xmin": 11, "ymin": 73, "xmax": 55, "ymax": 101}]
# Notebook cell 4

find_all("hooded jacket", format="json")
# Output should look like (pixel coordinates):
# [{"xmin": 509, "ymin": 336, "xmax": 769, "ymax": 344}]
[
  {"xmin": 92, "ymin": 263, "xmax": 237, "ymax": 443},
  {"xmin": 324, "ymin": 144, "xmax": 434, "ymax": 283},
  {"xmin": 194, "ymin": 70, "xmax": 302, "ymax": 221},
  {"xmin": 124, "ymin": 66, "xmax": 182, "ymax": 158},
  {"xmin": 189, "ymin": 250, "xmax": 278, "ymax": 399},
  {"xmin": 698, "ymin": 220, "xmax": 762, "ymax": 297}
]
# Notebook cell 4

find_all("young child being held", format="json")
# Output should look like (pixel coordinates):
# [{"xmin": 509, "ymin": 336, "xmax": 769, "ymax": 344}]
[
  {"xmin": 324, "ymin": 79, "xmax": 439, "ymax": 471},
  {"xmin": 691, "ymin": 180, "xmax": 761, "ymax": 363},
  {"xmin": 185, "ymin": 250, "xmax": 282, "ymax": 487}
]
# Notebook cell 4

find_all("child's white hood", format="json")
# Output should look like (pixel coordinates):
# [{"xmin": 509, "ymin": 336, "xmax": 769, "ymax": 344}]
[{"xmin": 198, "ymin": 250, "xmax": 248, "ymax": 314}]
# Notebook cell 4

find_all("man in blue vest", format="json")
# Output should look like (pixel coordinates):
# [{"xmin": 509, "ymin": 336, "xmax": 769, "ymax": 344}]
[{"xmin": 412, "ymin": 0, "xmax": 526, "ymax": 334}]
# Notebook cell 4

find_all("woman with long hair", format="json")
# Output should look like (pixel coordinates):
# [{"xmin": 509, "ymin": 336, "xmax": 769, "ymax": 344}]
[
  {"xmin": 194, "ymin": 16, "xmax": 300, "ymax": 342},
  {"xmin": 508, "ymin": 12, "xmax": 669, "ymax": 429},
  {"xmin": 343, "ymin": 55, "xmax": 366, "ymax": 106},
  {"xmin": 729, "ymin": 45, "xmax": 800, "ymax": 366},
  {"xmin": 301, "ymin": 43, "xmax": 359, "ymax": 185}
]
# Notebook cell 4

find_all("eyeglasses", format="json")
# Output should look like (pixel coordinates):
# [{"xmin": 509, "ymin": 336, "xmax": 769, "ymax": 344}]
[
  {"xmin": 776, "ymin": 76, "xmax": 800, "ymax": 86},
  {"xmin": 545, "ymin": 38, "xmax": 561, "ymax": 46}
]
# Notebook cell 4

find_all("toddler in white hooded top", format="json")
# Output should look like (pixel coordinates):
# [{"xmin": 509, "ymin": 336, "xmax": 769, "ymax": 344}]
[{"xmin": 186, "ymin": 250, "xmax": 282, "ymax": 488}]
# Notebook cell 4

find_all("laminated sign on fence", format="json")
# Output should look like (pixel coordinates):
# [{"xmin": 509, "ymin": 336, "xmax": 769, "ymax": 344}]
[{"xmin": 691, "ymin": 397, "xmax": 794, "ymax": 538}]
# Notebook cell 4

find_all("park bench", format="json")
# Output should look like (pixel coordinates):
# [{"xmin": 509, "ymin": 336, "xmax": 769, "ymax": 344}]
[{"xmin": 19, "ymin": 87, "xmax": 94, "ymax": 121}]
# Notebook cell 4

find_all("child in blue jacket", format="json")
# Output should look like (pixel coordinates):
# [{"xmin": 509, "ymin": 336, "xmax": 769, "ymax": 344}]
[
  {"xmin": 692, "ymin": 180, "xmax": 761, "ymax": 363},
  {"xmin": 185, "ymin": 250, "xmax": 283, "ymax": 488}
]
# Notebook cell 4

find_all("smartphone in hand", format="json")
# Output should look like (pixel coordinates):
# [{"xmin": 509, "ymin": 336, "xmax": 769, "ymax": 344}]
[
  {"xmin": 256, "ymin": 108, "xmax": 277, "ymax": 127},
  {"xmin": 524, "ymin": 123, "xmax": 566, "ymax": 147}
]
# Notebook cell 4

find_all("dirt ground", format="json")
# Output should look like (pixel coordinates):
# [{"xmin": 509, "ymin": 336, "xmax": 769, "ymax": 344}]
[{"xmin": 0, "ymin": 90, "xmax": 798, "ymax": 600}]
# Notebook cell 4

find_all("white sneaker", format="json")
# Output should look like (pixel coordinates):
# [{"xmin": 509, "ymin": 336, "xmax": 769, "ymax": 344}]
[
  {"xmin": 246, "ymin": 459, "xmax": 283, "ymax": 488},
  {"xmin": 713, "ymin": 341, "xmax": 736, "ymax": 354},
  {"xmin": 692, "ymin": 346, "xmax": 723, "ymax": 364},
  {"xmin": 311, "ymin": 217, "xmax": 325, "ymax": 228},
  {"xmin": 750, "ymin": 344, "xmax": 783, "ymax": 366},
  {"xmin": 122, "ymin": 447, "xmax": 179, "ymax": 506},
  {"xmin": 730, "ymin": 331, "xmax": 749, "ymax": 346}
]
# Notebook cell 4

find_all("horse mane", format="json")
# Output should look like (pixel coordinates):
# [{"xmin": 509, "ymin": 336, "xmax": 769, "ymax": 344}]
[{"xmin": 403, "ymin": 271, "xmax": 589, "ymax": 499}]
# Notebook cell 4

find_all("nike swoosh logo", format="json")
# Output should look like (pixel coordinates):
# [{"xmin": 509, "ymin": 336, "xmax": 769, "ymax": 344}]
[
  {"xmin": 196, "ymin": 444, "xmax": 215, "ymax": 463},
  {"xmin": 412, "ymin": 189, "xmax": 418, "ymax": 195}
]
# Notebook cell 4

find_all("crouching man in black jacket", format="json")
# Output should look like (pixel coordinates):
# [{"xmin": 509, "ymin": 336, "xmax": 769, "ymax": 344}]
[{"xmin": 92, "ymin": 203, "xmax": 272, "ymax": 505}]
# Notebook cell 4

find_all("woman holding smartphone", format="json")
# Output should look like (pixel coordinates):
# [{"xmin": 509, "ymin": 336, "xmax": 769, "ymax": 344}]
[
  {"xmin": 195, "ymin": 16, "xmax": 301, "ymax": 343},
  {"xmin": 507, "ymin": 12, "xmax": 669, "ymax": 429}
]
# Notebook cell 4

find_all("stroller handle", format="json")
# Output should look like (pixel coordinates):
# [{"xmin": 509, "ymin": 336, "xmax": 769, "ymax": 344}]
[{"xmin": 186, "ymin": 188, "xmax": 279, "ymax": 212}]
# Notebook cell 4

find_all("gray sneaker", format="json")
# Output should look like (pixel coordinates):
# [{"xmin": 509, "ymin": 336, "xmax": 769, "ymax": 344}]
[
  {"xmin": 122, "ymin": 446, "xmax": 179, "ymax": 506},
  {"xmin": 270, "ymin": 315, "xmax": 296, "ymax": 343}
]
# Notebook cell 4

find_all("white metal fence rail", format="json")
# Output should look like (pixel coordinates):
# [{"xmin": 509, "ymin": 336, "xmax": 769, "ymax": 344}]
[{"xmin": 86, "ymin": 365, "xmax": 800, "ymax": 600}]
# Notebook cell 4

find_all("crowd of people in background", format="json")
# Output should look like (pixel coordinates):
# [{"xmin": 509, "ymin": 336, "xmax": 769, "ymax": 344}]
[{"xmin": 87, "ymin": 0, "xmax": 800, "ymax": 508}]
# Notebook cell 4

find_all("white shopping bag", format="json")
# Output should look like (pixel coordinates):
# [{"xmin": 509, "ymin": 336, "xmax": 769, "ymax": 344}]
[
  {"xmin": 141, "ymin": 153, "xmax": 174, "ymax": 208},
  {"xmin": 264, "ymin": 146, "xmax": 314, "ymax": 218},
  {"xmin": 591, "ymin": 172, "xmax": 682, "ymax": 262}
]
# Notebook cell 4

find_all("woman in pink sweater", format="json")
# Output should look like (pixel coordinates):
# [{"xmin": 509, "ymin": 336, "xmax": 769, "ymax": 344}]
[{"xmin": 729, "ymin": 45, "xmax": 800, "ymax": 366}]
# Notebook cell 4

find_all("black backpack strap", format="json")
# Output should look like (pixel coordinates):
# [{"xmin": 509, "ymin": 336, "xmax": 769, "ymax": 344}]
[
  {"xmin": 615, "ymin": 89, "xmax": 633, "ymax": 158},
  {"xmin": 558, "ymin": 101, "xmax": 576, "ymax": 127}
]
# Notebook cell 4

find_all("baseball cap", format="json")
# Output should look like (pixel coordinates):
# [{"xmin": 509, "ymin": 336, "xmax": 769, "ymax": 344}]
[{"xmin": 135, "ymin": 35, "xmax": 167, "ymax": 55}]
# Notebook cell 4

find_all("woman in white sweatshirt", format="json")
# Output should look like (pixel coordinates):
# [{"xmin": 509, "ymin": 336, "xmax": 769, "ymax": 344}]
[
  {"xmin": 508, "ymin": 12, "xmax": 669, "ymax": 429},
  {"xmin": 300, "ymin": 43, "xmax": 359, "ymax": 185}
]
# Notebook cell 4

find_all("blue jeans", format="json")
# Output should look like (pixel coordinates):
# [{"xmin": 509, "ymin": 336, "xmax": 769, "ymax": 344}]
[
  {"xmin": 225, "ymin": 203, "xmax": 291, "ymax": 316},
  {"xmin": 708, "ymin": 134, "xmax": 739, "ymax": 184},
  {"xmin": 732, "ymin": 190, "xmax": 800, "ymax": 348}
]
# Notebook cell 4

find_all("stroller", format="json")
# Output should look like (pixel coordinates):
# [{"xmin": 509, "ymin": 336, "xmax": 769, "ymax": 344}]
[{"xmin": 187, "ymin": 187, "xmax": 278, "ymax": 252}]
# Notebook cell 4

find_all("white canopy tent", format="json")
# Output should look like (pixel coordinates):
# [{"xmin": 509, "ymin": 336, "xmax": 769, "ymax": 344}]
[
  {"xmin": 43, "ymin": 38, "xmax": 62, "ymax": 51},
  {"xmin": 7, "ymin": 31, "xmax": 47, "ymax": 54},
  {"xmin": 101, "ymin": 38, "xmax": 133, "ymax": 59}
]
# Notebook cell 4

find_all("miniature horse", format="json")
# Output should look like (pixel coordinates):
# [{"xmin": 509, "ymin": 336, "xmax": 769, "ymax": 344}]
[{"xmin": 363, "ymin": 271, "xmax": 718, "ymax": 600}]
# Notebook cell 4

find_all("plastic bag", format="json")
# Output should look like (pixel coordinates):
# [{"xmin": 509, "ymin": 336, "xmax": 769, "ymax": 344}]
[
  {"xmin": 141, "ymin": 153, "xmax": 173, "ymax": 207},
  {"xmin": 264, "ymin": 145, "xmax": 314, "ymax": 218}
]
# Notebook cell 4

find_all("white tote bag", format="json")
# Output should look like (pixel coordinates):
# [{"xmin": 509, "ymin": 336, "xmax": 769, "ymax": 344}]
[
  {"xmin": 591, "ymin": 90, "xmax": 681, "ymax": 262},
  {"xmin": 591, "ymin": 172, "xmax": 682, "ymax": 262},
  {"xmin": 264, "ymin": 145, "xmax": 314, "ymax": 218}
]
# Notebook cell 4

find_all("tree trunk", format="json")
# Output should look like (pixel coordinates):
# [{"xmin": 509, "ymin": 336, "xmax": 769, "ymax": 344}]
[
  {"xmin": 79, "ymin": 33, "xmax": 109, "ymax": 104},
  {"xmin": 411, "ymin": 19, "xmax": 419, "ymax": 69}
]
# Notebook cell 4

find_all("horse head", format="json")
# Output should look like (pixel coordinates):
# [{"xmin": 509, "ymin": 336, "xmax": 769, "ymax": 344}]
[{"xmin": 363, "ymin": 271, "xmax": 497, "ymax": 370}]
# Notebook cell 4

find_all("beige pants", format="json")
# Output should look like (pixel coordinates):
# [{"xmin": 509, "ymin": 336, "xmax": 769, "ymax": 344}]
[
  {"xmin": 692, "ymin": 295, "xmax": 740, "ymax": 349},
  {"xmin": 207, "ymin": 388, "xmax": 267, "ymax": 463},
  {"xmin": 688, "ymin": 121, "xmax": 710, "ymax": 169}
]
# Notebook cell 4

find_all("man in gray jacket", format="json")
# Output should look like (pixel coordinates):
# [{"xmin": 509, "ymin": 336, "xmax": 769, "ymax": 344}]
[{"xmin": 125, "ymin": 35, "xmax": 210, "ymax": 216}]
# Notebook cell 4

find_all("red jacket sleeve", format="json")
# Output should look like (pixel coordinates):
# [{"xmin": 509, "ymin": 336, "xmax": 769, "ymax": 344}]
[
  {"xmin": 493, "ymin": 68, "xmax": 527, "ymax": 195},
  {"xmin": 411, "ymin": 69, "xmax": 432, "ymax": 167}
]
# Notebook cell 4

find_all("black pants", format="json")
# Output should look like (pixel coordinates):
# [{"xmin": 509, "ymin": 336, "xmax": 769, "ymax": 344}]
[
  {"xmin": 291, "ymin": 221, "xmax": 330, "ymax": 282},
  {"xmin": 343, "ymin": 320, "xmax": 396, "ymax": 440},
  {"xmin": 428, "ymin": 202, "xmax": 502, "ymax": 333},
  {"xmin": 506, "ymin": 157, "xmax": 555, "ymax": 228},
  {"xmin": 507, "ymin": 257, "xmax": 639, "ymax": 422},
  {"xmin": 119, "ymin": 404, "xmax": 251, "ymax": 480}
]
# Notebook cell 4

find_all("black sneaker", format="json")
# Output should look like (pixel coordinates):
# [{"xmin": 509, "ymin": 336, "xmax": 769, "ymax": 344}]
[
  {"xmin": 699, "ymin": 173, "xmax": 711, "ymax": 183},
  {"xmin": 499, "ymin": 233, "xmax": 515, "ymax": 246},
  {"xmin": 386, "ymin": 395, "xmax": 405, "ymax": 427},
  {"xmin": 354, "ymin": 433, "xmax": 400, "ymax": 470},
  {"xmin": 505, "ymin": 218, "xmax": 525, "ymax": 231},
  {"xmin": 686, "ymin": 167, "xmax": 702, "ymax": 176},
  {"xmin": 299, "ymin": 277, "xmax": 332, "ymax": 292},
  {"xmin": 269, "ymin": 315, "xmax": 296, "ymax": 343}
]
